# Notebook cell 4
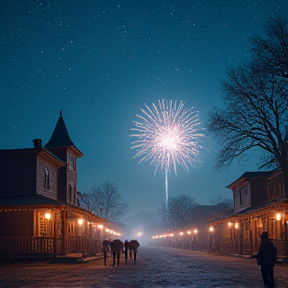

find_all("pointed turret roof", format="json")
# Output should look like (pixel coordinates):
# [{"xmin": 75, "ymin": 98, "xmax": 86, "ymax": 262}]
[{"xmin": 45, "ymin": 110, "xmax": 83, "ymax": 157}]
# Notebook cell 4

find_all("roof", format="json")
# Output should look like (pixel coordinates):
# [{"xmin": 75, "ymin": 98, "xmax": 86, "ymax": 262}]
[
  {"xmin": 44, "ymin": 111, "xmax": 83, "ymax": 157},
  {"xmin": 45, "ymin": 110, "xmax": 75, "ymax": 148},
  {"xmin": 0, "ymin": 195, "xmax": 64, "ymax": 206},
  {"xmin": 226, "ymin": 171, "xmax": 273, "ymax": 189},
  {"xmin": 235, "ymin": 197, "xmax": 288, "ymax": 215},
  {"xmin": 0, "ymin": 195, "xmax": 106, "ymax": 223},
  {"xmin": 0, "ymin": 147, "xmax": 66, "ymax": 166}
]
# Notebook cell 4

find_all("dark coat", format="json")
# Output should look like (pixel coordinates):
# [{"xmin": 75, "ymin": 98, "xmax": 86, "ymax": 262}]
[
  {"xmin": 110, "ymin": 239, "xmax": 124, "ymax": 254},
  {"xmin": 256, "ymin": 238, "xmax": 277, "ymax": 266},
  {"xmin": 102, "ymin": 240, "xmax": 110, "ymax": 251}
]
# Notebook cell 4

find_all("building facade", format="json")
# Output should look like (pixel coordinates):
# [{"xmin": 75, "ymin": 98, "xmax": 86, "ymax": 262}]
[
  {"xmin": 0, "ymin": 111, "xmax": 107, "ymax": 259},
  {"xmin": 210, "ymin": 170, "xmax": 288, "ymax": 260}
]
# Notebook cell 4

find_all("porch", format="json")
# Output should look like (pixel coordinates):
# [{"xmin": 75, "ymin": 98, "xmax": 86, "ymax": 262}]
[
  {"xmin": 209, "ymin": 207, "xmax": 288, "ymax": 261},
  {"xmin": 0, "ymin": 236, "xmax": 103, "ymax": 259}
]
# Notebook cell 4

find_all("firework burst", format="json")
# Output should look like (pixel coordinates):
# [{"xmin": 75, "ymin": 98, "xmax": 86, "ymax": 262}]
[{"xmin": 131, "ymin": 99, "xmax": 204, "ymax": 208}]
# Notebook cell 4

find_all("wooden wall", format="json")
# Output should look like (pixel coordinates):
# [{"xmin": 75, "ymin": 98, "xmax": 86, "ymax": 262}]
[
  {"xmin": 36, "ymin": 156, "xmax": 58, "ymax": 200},
  {"xmin": 0, "ymin": 150, "xmax": 37, "ymax": 196},
  {"xmin": 0, "ymin": 211, "xmax": 33, "ymax": 236}
]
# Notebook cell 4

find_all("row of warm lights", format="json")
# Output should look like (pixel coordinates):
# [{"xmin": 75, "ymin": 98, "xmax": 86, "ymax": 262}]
[
  {"xmin": 44, "ymin": 213, "xmax": 121, "ymax": 236},
  {"xmin": 104, "ymin": 227, "xmax": 121, "ymax": 237},
  {"xmin": 97, "ymin": 224, "xmax": 121, "ymax": 237},
  {"xmin": 227, "ymin": 222, "xmax": 239, "ymax": 229},
  {"xmin": 209, "ymin": 213, "xmax": 284, "ymax": 232},
  {"xmin": 226, "ymin": 213, "xmax": 284, "ymax": 228},
  {"xmin": 152, "ymin": 229, "xmax": 198, "ymax": 239},
  {"xmin": 153, "ymin": 213, "xmax": 285, "ymax": 239}
]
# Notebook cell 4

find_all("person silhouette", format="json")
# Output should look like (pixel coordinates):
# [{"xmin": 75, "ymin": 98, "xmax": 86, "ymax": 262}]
[
  {"xmin": 124, "ymin": 240, "xmax": 129, "ymax": 263},
  {"xmin": 102, "ymin": 240, "xmax": 110, "ymax": 266},
  {"xmin": 254, "ymin": 231, "xmax": 277, "ymax": 288}
]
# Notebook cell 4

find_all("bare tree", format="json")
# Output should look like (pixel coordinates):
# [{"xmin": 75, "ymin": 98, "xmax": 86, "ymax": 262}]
[
  {"xmin": 167, "ymin": 195, "xmax": 197, "ymax": 229},
  {"xmin": 250, "ymin": 15, "xmax": 288, "ymax": 77},
  {"xmin": 208, "ymin": 197, "xmax": 234, "ymax": 222},
  {"xmin": 77, "ymin": 191, "xmax": 97, "ymax": 212},
  {"xmin": 208, "ymin": 14, "xmax": 288, "ymax": 197},
  {"xmin": 79, "ymin": 182, "xmax": 129, "ymax": 221}
]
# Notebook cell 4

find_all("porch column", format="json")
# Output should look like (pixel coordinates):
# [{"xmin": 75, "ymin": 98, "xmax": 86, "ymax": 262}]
[
  {"xmin": 249, "ymin": 230, "xmax": 253, "ymax": 255},
  {"xmin": 239, "ymin": 221, "xmax": 244, "ymax": 255},
  {"xmin": 61, "ymin": 209, "xmax": 67, "ymax": 255},
  {"xmin": 284, "ymin": 221, "xmax": 288, "ymax": 256},
  {"xmin": 229, "ymin": 225, "xmax": 233, "ymax": 252},
  {"xmin": 53, "ymin": 210, "xmax": 57, "ymax": 258}
]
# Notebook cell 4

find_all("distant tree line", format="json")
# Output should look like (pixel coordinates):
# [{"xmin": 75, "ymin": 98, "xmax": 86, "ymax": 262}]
[{"xmin": 160, "ymin": 194, "xmax": 233, "ymax": 231}]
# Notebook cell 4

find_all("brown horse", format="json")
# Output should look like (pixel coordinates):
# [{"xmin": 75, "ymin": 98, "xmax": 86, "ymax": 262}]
[
  {"xmin": 128, "ymin": 239, "xmax": 140, "ymax": 263},
  {"xmin": 109, "ymin": 239, "xmax": 124, "ymax": 266}
]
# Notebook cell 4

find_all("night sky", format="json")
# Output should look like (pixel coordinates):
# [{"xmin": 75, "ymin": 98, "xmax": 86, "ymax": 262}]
[{"xmin": 1, "ymin": 1, "xmax": 287, "ymax": 219}]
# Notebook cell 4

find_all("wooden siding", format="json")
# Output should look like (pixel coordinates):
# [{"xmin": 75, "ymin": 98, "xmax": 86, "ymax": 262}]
[
  {"xmin": 45, "ymin": 147, "xmax": 67, "ymax": 163},
  {"xmin": 268, "ymin": 173, "xmax": 284, "ymax": 199},
  {"xmin": 234, "ymin": 182, "xmax": 251, "ymax": 213},
  {"xmin": 0, "ymin": 211, "xmax": 33, "ymax": 236},
  {"xmin": 44, "ymin": 147, "xmax": 68, "ymax": 202},
  {"xmin": 67, "ymin": 169, "xmax": 77, "ymax": 205},
  {"xmin": 250, "ymin": 179, "xmax": 268, "ymax": 205},
  {"xmin": 43, "ymin": 146, "xmax": 81, "ymax": 206},
  {"xmin": 36, "ymin": 157, "xmax": 58, "ymax": 200},
  {"xmin": 0, "ymin": 150, "xmax": 37, "ymax": 196}
]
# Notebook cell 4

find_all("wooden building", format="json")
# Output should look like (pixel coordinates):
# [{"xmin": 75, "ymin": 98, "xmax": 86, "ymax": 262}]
[
  {"xmin": 210, "ymin": 169, "xmax": 288, "ymax": 260},
  {"xmin": 0, "ymin": 111, "xmax": 107, "ymax": 259}
]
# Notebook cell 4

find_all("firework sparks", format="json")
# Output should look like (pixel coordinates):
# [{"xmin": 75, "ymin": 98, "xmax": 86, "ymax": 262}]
[{"xmin": 131, "ymin": 99, "xmax": 204, "ymax": 209}]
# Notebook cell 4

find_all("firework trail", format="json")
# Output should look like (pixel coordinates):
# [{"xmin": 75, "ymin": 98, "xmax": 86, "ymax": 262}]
[{"xmin": 131, "ymin": 99, "xmax": 204, "ymax": 209}]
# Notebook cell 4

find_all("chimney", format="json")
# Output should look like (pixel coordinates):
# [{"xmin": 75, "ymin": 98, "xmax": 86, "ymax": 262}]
[{"xmin": 32, "ymin": 139, "xmax": 42, "ymax": 148}]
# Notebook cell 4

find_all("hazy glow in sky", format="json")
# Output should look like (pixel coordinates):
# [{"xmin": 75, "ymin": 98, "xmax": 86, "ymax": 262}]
[{"xmin": 1, "ymin": 1, "xmax": 287, "ymax": 217}]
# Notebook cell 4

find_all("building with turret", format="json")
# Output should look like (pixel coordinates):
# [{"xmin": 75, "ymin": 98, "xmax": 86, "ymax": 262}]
[{"xmin": 0, "ymin": 111, "xmax": 106, "ymax": 259}]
